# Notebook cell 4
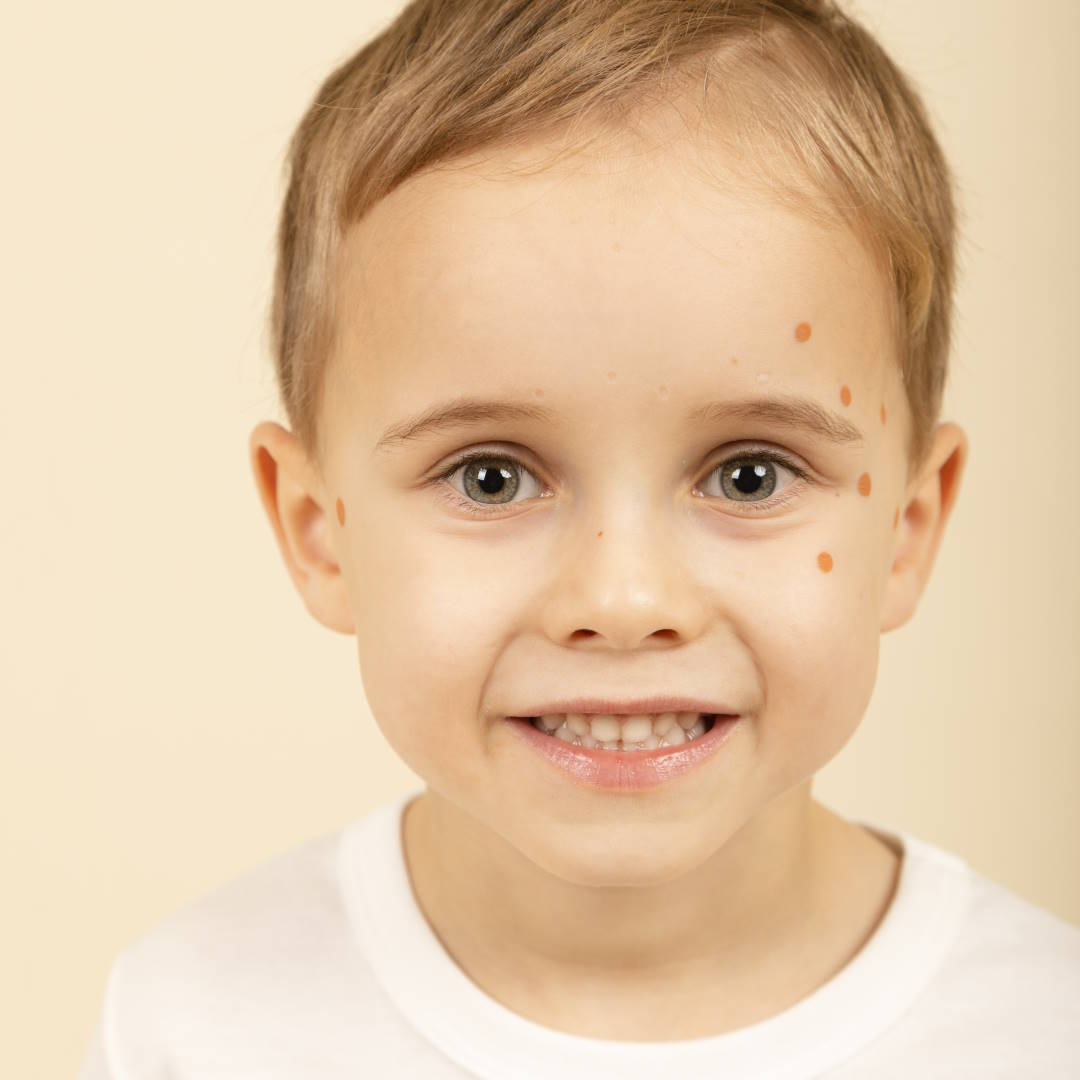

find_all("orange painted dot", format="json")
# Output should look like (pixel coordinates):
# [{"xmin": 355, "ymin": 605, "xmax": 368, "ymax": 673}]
[
  {"xmin": 795, "ymin": 322, "xmax": 812, "ymax": 342},
  {"xmin": 731, "ymin": 355, "xmax": 739, "ymax": 365},
  {"xmin": 893, "ymin": 507, "xmax": 899, "ymax": 529},
  {"xmin": 857, "ymin": 472, "xmax": 872, "ymax": 496},
  {"xmin": 336, "ymin": 497, "xmax": 346, "ymax": 526},
  {"xmin": 817, "ymin": 551, "xmax": 833, "ymax": 572},
  {"xmin": 840, "ymin": 385, "xmax": 852, "ymax": 406},
  {"xmin": 880, "ymin": 403, "xmax": 887, "ymax": 425}
]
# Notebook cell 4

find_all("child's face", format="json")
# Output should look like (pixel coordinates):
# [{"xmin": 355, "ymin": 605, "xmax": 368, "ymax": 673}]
[{"xmin": 259, "ymin": 119, "xmax": 965, "ymax": 886}]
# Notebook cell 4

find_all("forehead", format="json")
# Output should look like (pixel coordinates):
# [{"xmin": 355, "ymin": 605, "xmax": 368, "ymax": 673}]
[{"xmin": 329, "ymin": 123, "xmax": 894, "ymax": 443}]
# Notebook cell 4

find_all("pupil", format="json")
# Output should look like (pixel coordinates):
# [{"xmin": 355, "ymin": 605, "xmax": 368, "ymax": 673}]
[
  {"xmin": 731, "ymin": 461, "xmax": 771, "ymax": 497},
  {"xmin": 466, "ymin": 461, "xmax": 518, "ymax": 503},
  {"xmin": 477, "ymin": 465, "xmax": 507, "ymax": 494}
]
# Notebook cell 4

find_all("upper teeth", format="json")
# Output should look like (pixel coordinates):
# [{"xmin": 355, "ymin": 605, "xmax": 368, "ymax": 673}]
[{"xmin": 531, "ymin": 711, "xmax": 709, "ymax": 749}]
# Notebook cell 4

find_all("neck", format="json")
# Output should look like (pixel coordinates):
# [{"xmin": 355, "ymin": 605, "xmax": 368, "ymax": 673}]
[{"xmin": 399, "ymin": 782, "xmax": 880, "ymax": 1016}]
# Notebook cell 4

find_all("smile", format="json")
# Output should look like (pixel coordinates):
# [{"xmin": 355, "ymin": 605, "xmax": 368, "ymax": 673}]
[{"xmin": 525, "ymin": 711, "xmax": 715, "ymax": 750}]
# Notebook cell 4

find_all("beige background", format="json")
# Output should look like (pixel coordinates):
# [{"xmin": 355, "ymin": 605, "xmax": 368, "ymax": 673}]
[{"xmin": 2, "ymin": 2, "xmax": 1078, "ymax": 1077}]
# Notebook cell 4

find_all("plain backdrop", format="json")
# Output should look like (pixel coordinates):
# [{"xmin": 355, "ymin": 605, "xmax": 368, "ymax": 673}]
[{"xmin": 2, "ymin": 2, "xmax": 1078, "ymax": 1077}]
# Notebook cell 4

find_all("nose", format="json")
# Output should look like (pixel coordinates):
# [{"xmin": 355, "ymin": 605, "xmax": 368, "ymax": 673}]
[{"xmin": 539, "ymin": 502, "xmax": 712, "ymax": 651}]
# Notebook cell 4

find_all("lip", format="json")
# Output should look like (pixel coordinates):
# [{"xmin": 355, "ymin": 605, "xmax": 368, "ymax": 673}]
[
  {"xmin": 506, "ymin": 695, "xmax": 739, "ymax": 717},
  {"xmin": 503, "ymin": 713, "xmax": 741, "ymax": 791}
]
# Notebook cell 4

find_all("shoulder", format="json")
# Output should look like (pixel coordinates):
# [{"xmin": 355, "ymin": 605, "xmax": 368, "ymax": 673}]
[
  {"xmin": 96, "ymin": 825, "xmax": 384, "ymax": 1076},
  {"xmin": 953, "ymin": 868, "xmax": 1080, "ymax": 983},
  {"xmin": 117, "ymin": 825, "xmax": 349, "ymax": 983},
  {"xmin": 911, "ymin": 858, "xmax": 1080, "ymax": 1065},
  {"xmin": 836, "ymin": 825, "xmax": 1080, "ymax": 1075}
]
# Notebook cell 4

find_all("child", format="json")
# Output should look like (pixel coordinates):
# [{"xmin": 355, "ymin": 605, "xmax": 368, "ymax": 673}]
[{"xmin": 79, "ymin": 1, "xmax": 1080, "ymax": 1076}]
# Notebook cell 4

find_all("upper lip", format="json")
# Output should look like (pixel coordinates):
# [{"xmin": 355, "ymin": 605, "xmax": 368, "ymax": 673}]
[{"xmin": 508, "ymin": 696, "xmax": 740, "ymax": 718}]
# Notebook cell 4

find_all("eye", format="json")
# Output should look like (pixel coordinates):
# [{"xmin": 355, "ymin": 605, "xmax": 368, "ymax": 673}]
[
  {"xmin": 697, "ymin": 448, "xmax": 811, "ymax": 513},
  {"xmin": 426, "ymin": 445, "xmax": 813, "ymax": 516},
  {"xmin": 429, "ymin": 449, "xmax": 545, "ymax": 515}
]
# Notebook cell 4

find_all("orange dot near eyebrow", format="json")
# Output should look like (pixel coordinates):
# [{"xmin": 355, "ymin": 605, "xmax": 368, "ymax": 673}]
[
  {"xmin": 893, "ymin": 507, "xmax": 899, "ymax": 529},
  {"xmin": 795, "ymin": 322, "xmax": 812, "ymax": 342},
  {"xmin": 731, "ymin": 355, "xmax": 739, "ymax": 365},
  {"xmin": 857, "ymin": 472, "xmax": 872, "ymax": 496},
  {"xmin": 817, "ymin": 551, "xmax": 833, "ymax": 572},
  {"xmin": 840, "ymin": 385, "xmax": 852, "ymax": 406},
  {"xmin": 880, "ymin": 403, "xmax": 887, "ymax": 425},
  {"xmin": 336, "ymin": 497, "xmax": 346, "ymax": 526}
]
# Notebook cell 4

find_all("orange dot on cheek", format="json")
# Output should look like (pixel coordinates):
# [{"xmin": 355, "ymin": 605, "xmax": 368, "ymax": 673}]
[
  {"xmin": 336, "ymin": 497, "xmax": 346, "ymax": 526},
  {"xmin": 857, "ymin": 472, "xmax": 872, "ymax": 496},
  {"xmin": 840, "ymin": 385, "xmax": 852, "ymax": 406},
  {"xmin": 880, "ymin": 403, "xmax": 887, "ymax": 425},
  {"xmin": 817, "ymin": 551, "xmax": 833, "ymax": 572},
  {"xmin": 893, "ymin": 507, "xmax": 899, "ymax": 529},
  {"xmin": 795, "ymin": 322, "xmax": 812, "ymax": 342}
]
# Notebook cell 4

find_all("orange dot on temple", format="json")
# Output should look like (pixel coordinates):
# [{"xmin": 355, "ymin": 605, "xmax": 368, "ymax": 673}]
[
  {"xmin": 857, "ymin": 472, "xmax": 872, "ymax": 496},
  {"xmin": 880, "ymin": 403, "xmax": 887, "ymax": 425},
  {"xmin": 817, "ymin": 551, "xmax": 833, "ymax": 572},
  {"xmin": 840, "ymin": 385, "xmax": 852, "ymax": 406},
  {"xmin": 795, "ymin": 322, "xmax": 812, "ymax": 342},
  {"xmin": 336, "ymin": 497, "xmax": 346, "ymax": 526},
  {"xmin": 893, "ymin": 507, "xmax": 899, "ymax": 529}
]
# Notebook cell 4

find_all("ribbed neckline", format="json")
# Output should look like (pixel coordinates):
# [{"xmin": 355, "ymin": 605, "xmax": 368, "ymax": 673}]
[{"xmin": 338, "ymin": 788, "xmax": 971, "ymax": 1080}]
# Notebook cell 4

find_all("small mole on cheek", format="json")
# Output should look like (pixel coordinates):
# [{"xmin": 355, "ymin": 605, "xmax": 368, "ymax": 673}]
[
  {"xmin": 840, "ymin": 385, "xmax": 852, "ymax": 406},
  {"xmin": 607, "ymin": 370, "xmax": 617, "ymax": 381},
  {"xmin": 857, "ymin": 472, "xmax": 872, "ymax": 496},
  {"xmin": 893, "ymin": 507, "xmax": 900, "ymax": 529},
  {"xmin": 533, "ymin": 387, "xmax": 545, "ymax": 399},
  {"xmin": 597, "ymin": 531, "xmax": 603, "ymax": 538},
  {"xmin": 817, "ymin": 551, "xmax": 833, "ymax": 572},
  {"xmin": 336, "ymin": 497, "xmax": 346, "ymax": 526},
  {"xmin": 731, "ymin": 356, "xmax": 739, "ymax": 365},
  {"xmin": 795, "ymin": 322, "xmax": 812, "ymax": 342},
  {"xmin": 880, "ymin": 403, "xmax": 887, "ymax": 425}
]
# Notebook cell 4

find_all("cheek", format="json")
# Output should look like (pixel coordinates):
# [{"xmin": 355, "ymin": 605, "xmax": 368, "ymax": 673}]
[
  {"xmin": 741, "ymin": 549, "xmax": 881, "ymax": 781},
  {"xmin": 351, "ymin": 520, "xmax": 517, "ymax": 775}
]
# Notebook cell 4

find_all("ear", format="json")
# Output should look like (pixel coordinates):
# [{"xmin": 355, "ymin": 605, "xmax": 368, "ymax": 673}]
[
  {"xmin": 247, "ymin": 421, "xmax": 355, "ymax": 634},
  {"xmin": 880, "ymin": 421, "xmax": 969, "ymax": 633}
]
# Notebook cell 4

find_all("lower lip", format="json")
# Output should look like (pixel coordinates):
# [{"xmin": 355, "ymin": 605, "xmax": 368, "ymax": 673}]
[{"xmin": 503, "ymin": 714, "xmax": 741, "ymax": 791}]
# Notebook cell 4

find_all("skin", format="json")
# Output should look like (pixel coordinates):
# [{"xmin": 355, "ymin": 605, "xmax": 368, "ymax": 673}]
[{"xmin": 248, "ymin": 107, "xmax": 967, "ymax": 1040}]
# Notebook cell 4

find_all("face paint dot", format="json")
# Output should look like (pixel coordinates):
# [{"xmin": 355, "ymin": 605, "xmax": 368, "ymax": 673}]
[
  {"xmin": 857, "ymin": 472, "xmax": 872, "ymax": 496},
  {"xmin": 880, "ymin": 403, "xmax": 887, "ymax": 425},
  {"xmin": 840, "ymin": 385, "xmax": 852, "ymax": 406},
  {"xmin": 795, "ymin": 322, "xmax": 812, "ymax": 342},
  {"xmin": 893, "ymin": 507, "xmax": 899, "ymax": 529},
  {"xmin": 336, "ymin": 497, "xmax": 346, "ymax": 526},
  {"xmin": 817, "ymin": 551, "xmax": 833, "ymax": 572},
  {"xmin": 731, "ymin": 355, "xmax": 739, "ymax": 365}
]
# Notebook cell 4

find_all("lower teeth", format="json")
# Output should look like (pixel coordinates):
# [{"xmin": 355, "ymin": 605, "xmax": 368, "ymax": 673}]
[{"xmin": 529, "ymin": 715, "xmax": 715, "ymax": 750}]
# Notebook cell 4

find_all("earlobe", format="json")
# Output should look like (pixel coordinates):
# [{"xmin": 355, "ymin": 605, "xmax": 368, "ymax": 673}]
[
  {"xmin": 880, "ymin": 422, "xmax": 969, "ymax": 633},
  {"xmin": 247, "ymin": 421, "xmax": 356, "ymax": 635}
]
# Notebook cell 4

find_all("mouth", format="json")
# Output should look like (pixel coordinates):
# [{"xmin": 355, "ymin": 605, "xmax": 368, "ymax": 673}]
[
  {"xmin": 503, "ymin": 711, "xmax": 741, "ymax": 790},
  {"xmin": 511, "ymin": 711, "xmax": 718, "ymax": 751}
]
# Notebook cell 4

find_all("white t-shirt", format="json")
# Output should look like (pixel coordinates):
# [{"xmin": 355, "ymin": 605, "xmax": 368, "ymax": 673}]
[{"xmin": 77, "ymin": 787, "xmax": 1080, "ymax": 1079}]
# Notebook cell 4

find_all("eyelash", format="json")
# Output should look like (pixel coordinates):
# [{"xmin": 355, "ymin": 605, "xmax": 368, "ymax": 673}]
[{"xmin": 426, "ymin": 445, "xmax": 813, "ymax": 517}]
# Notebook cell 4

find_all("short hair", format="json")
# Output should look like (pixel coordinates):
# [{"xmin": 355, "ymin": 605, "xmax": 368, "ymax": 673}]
[{"xmin": 269, "ymin": 0, "xmax": 957, "ymax": 479}]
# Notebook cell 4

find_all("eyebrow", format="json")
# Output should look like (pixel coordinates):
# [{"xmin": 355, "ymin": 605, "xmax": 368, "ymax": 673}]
[{"xmin": 372, "ymin": 392, "xmax": 865, "ymax": 454}]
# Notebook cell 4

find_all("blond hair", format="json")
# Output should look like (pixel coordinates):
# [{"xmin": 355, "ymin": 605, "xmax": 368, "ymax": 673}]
[{"xmin": 269, "ymin": 0, "xmax": 957, "ymax": 478}]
